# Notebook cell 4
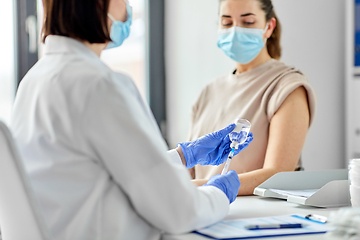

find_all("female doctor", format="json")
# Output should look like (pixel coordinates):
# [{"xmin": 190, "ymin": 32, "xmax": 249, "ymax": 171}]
[{"xmin": 10, "ymin": 0, "xmax": 253, "ymax": 239}]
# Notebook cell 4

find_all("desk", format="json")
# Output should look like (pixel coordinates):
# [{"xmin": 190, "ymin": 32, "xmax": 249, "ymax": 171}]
[{"xmin": 162, "ymin": 195, "xmax": 347, "ymax": 240}]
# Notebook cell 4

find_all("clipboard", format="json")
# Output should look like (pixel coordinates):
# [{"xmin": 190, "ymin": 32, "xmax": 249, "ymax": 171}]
[{"xmin": 194, "ymin": 214, "xmax": 334, "ymax": 239}]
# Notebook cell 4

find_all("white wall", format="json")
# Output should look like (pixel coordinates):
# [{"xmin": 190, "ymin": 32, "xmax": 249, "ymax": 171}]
[
  {"xmin": 0, "ymin": 0, "xmax": 15, "ymax": 125},
  {"xmin": 345, "ymin": 0, "xmax": 360, "ymax": 163},
  {"xmin": 165, "ymin": 0, "xmax": 232, "ymax": 145},
  {"xmin": 165, "ymin": 0, "xmax": 346, "ymax": 170}
]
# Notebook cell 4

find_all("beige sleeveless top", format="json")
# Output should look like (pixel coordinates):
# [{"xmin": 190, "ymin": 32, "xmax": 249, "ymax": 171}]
[{"xmin": 188, "ymin": 59, "xmax": 316, "ymax": 180}]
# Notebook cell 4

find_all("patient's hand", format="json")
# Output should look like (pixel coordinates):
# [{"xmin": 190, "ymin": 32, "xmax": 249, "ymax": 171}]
[{"xmin": 192, "ymin": 179, "xmax": 208, "ymax": 187}]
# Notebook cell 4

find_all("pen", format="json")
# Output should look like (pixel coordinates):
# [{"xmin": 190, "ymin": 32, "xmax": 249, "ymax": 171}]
[
  {"xmin": 305, "ymin": 214, "xmax": 327, "ymax": 223},
  {"xmin": 245, "ymin": 223, "xmax": 304, "ymax": 230}
]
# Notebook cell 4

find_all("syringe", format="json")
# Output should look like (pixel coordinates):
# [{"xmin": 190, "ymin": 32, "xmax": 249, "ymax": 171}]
[
  {"xmin": 221, "ymin": 147, "xmax": 235, "ymax": 175},
  {"xmin": 221, "ymin": 119, "xmax": 251, "ymax": 175}
]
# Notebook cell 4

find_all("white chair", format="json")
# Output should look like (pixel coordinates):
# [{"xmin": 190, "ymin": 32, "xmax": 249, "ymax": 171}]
[{"xmin": 0, "ymin": 121, "xmax": 52, "ymax": 240}]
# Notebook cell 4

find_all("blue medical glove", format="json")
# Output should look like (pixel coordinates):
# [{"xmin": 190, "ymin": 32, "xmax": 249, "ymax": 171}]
[
  {"xmin": 178, "ymin": 124, "xmax": 253, "ymax": 169},
  {"xmin": 204, "ymin": 170, "xmax": 240, "ymax": 204}
]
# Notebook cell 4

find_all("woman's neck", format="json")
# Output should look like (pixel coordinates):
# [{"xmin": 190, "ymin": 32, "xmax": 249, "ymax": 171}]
[{"xmin": 235, "ymin": 48, "xmax": 272, "ymax": 74}]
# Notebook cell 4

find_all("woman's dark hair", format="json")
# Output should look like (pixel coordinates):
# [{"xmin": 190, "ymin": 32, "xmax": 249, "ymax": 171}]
[
  {"xmin": 258, "ymin": 0, "xmax": 281, "ymax": 59},
  {"xmin": 41, "ymin": 0, "xmax": 111, "ymax": 43},
  {"xmin": 219, "ymin": 0, "xmax": 282, "ymax": 59}
]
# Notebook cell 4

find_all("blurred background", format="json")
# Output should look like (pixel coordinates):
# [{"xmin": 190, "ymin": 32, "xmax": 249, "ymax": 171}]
[{"xmin": 0, "ymin": 0, "xmax": 357, "ymax": 170}]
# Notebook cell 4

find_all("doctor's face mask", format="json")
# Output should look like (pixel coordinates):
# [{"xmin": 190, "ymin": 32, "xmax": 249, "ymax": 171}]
[{"xmin": 106, "ymin": 3, "xmax": 132, "ymax": 49}]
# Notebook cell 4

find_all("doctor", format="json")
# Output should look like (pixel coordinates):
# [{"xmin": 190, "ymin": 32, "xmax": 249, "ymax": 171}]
[{"xmin": 10, "ymin": 0, "xmax": 253, "ymax": 239}]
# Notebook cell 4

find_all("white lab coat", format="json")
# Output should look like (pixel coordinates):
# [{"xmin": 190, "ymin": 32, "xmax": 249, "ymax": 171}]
[{"xmin": 10, "ymin": 36, "xmax": 229, "ymax": 240}]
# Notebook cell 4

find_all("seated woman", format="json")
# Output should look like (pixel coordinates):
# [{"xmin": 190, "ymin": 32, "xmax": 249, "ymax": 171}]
[{"xmin": 188, "ymin": 0, "xmax": 316, "ymax": 195}]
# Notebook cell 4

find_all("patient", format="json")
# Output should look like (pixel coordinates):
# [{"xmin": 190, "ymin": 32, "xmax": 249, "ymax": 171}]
[{"xmin": 188, "ymin": 0, "xmax": 316, "ymax": 195}]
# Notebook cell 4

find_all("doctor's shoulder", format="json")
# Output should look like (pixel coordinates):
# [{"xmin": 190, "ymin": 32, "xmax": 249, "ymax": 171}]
[
  {"xmin": 110, "ymin": 71, "xmax": 140, "ymax": 94},
  {"xmin": 85, "ymin": 58, "xmax": 135, "ymax": 88},
  {"xmin": 81, "ymin": 68, "xmax": 141, "ymax": 101}
]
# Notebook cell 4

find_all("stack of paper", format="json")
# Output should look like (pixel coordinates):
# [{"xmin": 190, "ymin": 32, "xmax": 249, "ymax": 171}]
[
  {"xmin": 349, "ymin": 159, "xmax": 360, "ymax": 207},
  {"xmin": 268, "ymin": 189, "xmax": 318, "ymax": 198}
]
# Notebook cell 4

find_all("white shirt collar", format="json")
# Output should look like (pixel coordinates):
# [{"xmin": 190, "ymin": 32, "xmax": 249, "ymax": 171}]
[{"xmin": 43, "ymin": 35, "xmax": 99, "ymax": 60}]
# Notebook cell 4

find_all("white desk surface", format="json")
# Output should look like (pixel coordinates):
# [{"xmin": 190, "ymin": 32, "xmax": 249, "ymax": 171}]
[{"xmin": 162, "ymin": 195, "xmax": 347, "ymax": 240}]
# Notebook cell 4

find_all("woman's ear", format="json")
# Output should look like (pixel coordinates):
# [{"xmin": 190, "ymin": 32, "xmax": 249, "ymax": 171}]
[{"xmin": 265, "ymin": 17, "xmax": 276, "ymax": 39}]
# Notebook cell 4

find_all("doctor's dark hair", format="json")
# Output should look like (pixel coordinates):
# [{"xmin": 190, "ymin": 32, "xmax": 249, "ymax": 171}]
[
  {"xmin": 219, "ymin": 0, "xmax": 282, "ymax": 60},
  {"xmin": 41, "ymin": 0, "xmax": 111, "ymax": 43}
]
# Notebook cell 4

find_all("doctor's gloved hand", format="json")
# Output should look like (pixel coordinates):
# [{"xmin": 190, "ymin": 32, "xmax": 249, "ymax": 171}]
[
  {"xmin": 177, "ymin": 124, "xmax": 253, "ymax": 169},
  {"xmin": 204, "ymin": 170, "xmax": 240, "ymax": 204}
]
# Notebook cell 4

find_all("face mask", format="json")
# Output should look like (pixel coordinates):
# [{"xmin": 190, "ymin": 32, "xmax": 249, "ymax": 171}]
[
  {"xmin": 106, "ymin": 5, "xmax": 132, "ymax": 49},
  {"xmin": 217, "ymin": 24, "xmax": 268, "ymax": 64}
]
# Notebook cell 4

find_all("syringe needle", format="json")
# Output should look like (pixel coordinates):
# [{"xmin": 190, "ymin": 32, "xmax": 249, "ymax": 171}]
[{"xmin": 221, "ymin": 148, "xmax": 235, "ymax": 175}]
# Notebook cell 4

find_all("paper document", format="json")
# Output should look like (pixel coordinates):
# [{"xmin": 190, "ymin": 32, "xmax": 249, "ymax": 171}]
[
  {"xmin": 195, "ymin": 214, "xmax": 334, "ymax": 239},
  {"xmin": 268, "ymin": 189, "xmax": 318, "ymax": 198}
]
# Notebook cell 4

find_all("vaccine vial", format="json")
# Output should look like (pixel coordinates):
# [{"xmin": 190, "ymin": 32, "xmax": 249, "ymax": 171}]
[{"xmin": 229, "ymin": 118, "xmax": 251, "ymax": 149}]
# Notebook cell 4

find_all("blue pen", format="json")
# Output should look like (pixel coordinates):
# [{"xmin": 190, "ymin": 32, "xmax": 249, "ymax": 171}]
[{"xmin": 245, "ymin": 223, "xmax": 304, "ymax": 230}]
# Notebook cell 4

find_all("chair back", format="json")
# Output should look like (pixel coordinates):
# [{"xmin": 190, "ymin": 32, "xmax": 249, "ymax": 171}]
[{"xmin": 0, "ymin": 121, "xmax": 51, "ymax": 240}]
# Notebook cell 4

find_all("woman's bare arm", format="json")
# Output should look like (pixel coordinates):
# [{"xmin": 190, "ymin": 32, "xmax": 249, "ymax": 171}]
[{"xmin": 192, "ymin": 86, "xmax": 310, "ymax": 195}]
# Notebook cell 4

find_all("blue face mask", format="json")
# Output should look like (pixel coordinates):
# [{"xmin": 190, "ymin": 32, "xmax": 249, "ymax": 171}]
[
  {"xmin": 217, "ymin": 24, "xmax": 268, "ymax": 64},
  {"xmin": 106, "ymin": 5, "xmax": 132, "ymax": 49}
]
